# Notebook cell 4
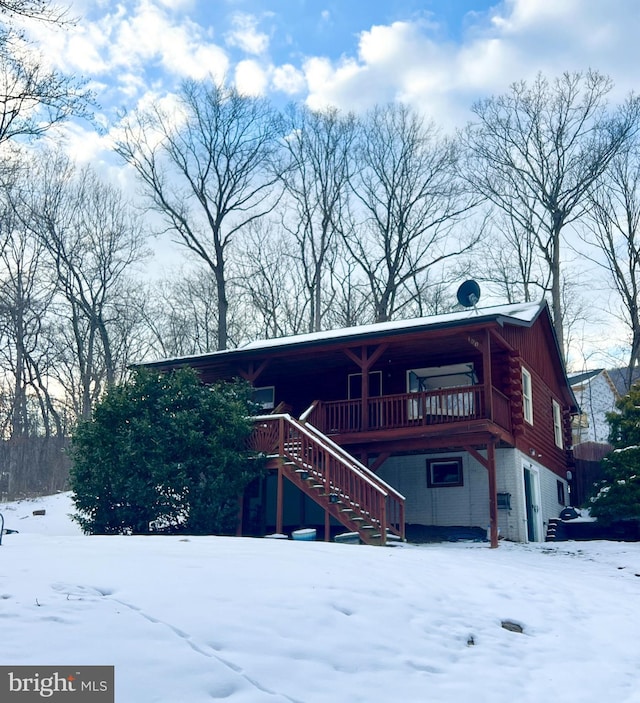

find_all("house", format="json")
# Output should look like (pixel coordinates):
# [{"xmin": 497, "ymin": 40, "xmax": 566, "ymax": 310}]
[
  {"xmin": 142, "ymin": 300, "xmax": 577, "ymax": 546},
  {"xmin": 568, "ymin": 369, "xmax": 619, "ymax": 505},
  {"xmin": 569, "ymin": 369, "xmax": 619, "ymax": 445}
]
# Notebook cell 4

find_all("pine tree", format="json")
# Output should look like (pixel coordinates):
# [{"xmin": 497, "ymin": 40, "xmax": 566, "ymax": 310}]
[
  {"xmin": 588, "ymin": 383, "xmax": 640, "ymax": 523},
  {"xmin": 69, "ymin": 368, "xmax": 264, "ymax": 535}
]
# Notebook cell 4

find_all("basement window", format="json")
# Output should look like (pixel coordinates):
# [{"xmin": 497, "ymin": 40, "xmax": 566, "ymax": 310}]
[{"xmin": 427, "ymin": 458, "xmax": 463, "ymax": 488}]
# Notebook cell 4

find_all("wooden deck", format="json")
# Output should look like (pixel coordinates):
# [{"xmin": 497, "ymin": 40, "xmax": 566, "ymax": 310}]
[{"xmin": 306, "ymin": 387, "xmax": 513, "ymax": 437}]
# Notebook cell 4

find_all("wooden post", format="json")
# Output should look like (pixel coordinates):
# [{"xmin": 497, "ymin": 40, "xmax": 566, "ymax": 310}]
[
  {"xmin": 488, "ymin": 440, "xmax": 498, "ymax": 548},
  {"xmin": 483, "ymin": 329, "xmax": 494, "ymax": 421},
  {"xmin": 325, "ymin": 508, "xmax": 330, "ymax": 542},
  {"xmin": 464, "ymin": 441, "xmax": 498, "ymax": 548},
  {"xmin": 361, "ymin": 363, "xmax": 369, "ymax": 430},
  {"xmin": 235, "ymin": 493, "xmax": 244, "ymax": 537},
  {"xmin": 344, "ymin": 344, "xmax": 388, "ymax": 432},
  {"xmin": 276, "ymin": 463, "xmax": 283, "ymax": 535},
  {"xmin": 238, "ymin": 359, "xmax": 270, "ymax": 383}
]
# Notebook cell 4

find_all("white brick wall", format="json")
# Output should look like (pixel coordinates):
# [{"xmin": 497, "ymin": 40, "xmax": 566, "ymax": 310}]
[
  {"xmin": 535, "ymin": 454, "xmax": 569, "ymax": 533},
  {"xmin": 377, "ymin": 452, "xmax": 487, "ymax": 528},
  {"xmin": 377, "ymin": 449, "xmax": 569, "ymax": 543}
]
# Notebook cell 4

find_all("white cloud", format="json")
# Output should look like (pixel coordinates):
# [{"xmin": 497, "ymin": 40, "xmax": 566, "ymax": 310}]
[
  {"xmin": 225, "ymin": 13, "xmax": 269, "ymax": 55},
  {"xmin": 155, "ymin": 0, "xmax": 195, "ymax": 9},
  {"xmin": 272, "ymin": 64, "xmax": 306, "ymax": 94},
  {"xmin": 301, "ymin": 1, "xmax": 640, "ymax": 125},
  {"xmin": 48, "ymin": 122, "xmax": 114, "ymax": 166},
  {"xmin": 111, "ymin": 2, "xmax": 229, "ymax": 83},
  {"xmin": 235, "ymin": 59, "xmax": 268, "ymax": 96},
  {"xmin": 29, "ymin": 0, "xmax": 230, "ymax": 101}
]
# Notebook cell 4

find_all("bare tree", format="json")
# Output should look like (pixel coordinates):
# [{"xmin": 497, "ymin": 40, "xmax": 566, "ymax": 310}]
[
  {"xmin": 0, "ymin": 1, "xmax": 68, "ymax": 24},
  {"xmin": 470, "ymin": 205, "xmax": 550, "ymax": 304},
  {"xmin": 0, "ymin": 187, "xmax": 60, "ymax": 437},
  {"xmin": 462, "ymin": 70, "xmax": 640, "ymax": 355},
  {"xmin": 25, "ymin": 156, "xmax": 149, "ymax": 418},
  {"xmin": 0, "ymin": 0, "xmax": 91, "ymax": 147},
  {"xmin": 344, "ymin": 103, "xmax": 479, "ymax": 322},
  {"xmin": 0, "ymin": 37, "xmax": 90, "ymax": 145},
  {"xmin": 142, "ymin": 268, "xmax": 229, "ymax": 359},
  {"xmin": 280, "ymin": 105, "xmax": 356, "ymax": 332},
  {"xmin": 115, "ymin": 80, "xmax": 283, "ymax": 350},
  {"xmin": 322, "ymin": 256, "xmax": 372, "ymax": 329},
  {"xmin": 582, "ymin": 144, "xmax": 640, "ymax": 388},
  {"xmin": 234, "ymin": 222, "xmax": 309, "ymax": 340}
]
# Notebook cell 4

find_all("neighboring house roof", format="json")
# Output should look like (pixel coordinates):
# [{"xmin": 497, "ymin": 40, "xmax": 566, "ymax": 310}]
[
  {"xmin": 141, "ymin": 300, "xmax": 546, "ymax": 367},
  {"xmin": 569, "ymin": 368, "xmax": 619, "ymax": 444},
  {"xmin": 607, "ymin": 367, "xmax": 640, "ymax": 396},
  {"xmin": 569, "ymin": 368, "xmax": 620, "ymax": 400},
  {"xmin": 569, "ymin": 369, "xmax": 606, "ymax": 386}
]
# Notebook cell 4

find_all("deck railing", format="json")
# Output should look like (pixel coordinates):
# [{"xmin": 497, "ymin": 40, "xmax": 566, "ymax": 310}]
[
  {"xmin": 491, "ymin": 388, "xmax": 512, "ymax": 433},
  {"xmin": 309, "ymin": 386, "xmax": 511, "ymax": 435}
]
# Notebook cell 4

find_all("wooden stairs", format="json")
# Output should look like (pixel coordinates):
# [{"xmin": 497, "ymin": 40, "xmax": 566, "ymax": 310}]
[{"xmin": 250, "ymin": 413, "xmax": 405, "ymax": 546}]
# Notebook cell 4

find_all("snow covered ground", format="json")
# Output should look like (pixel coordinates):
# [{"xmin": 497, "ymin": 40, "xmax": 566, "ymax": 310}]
[{"xmin": 1, "ymin": 493, "xmax": 639, "ymax": 703}]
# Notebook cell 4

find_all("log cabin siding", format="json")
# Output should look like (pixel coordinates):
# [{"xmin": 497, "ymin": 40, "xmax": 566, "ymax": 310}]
[
  {"xmin": 516, "ymin": 362, "xmax": 570, "ymax": 479},
  {"xmin": 499, "ymin": 316, "xmax": 568, "ymax": 402}
]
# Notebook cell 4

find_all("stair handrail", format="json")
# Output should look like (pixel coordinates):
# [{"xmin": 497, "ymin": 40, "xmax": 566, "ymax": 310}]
[
  {"xmin": 298, "ymin": 399, "xmax": 318, "ymax": 423},
  {"xmin": 253, "ymin": 413, "xmax": 388, "ymax": 495},
  {"xmin": 299, "ymin": 407, "xmax": 406, "ymax": 503}
]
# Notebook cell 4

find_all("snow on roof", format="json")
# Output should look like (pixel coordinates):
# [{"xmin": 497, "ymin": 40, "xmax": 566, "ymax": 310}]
[
  {"xmin": 239, "ymin": 300, "xmax": 544, "ymax": 353},
  {"xmin": 138, "ymin": 301, "xmax": 545, "ymax": 367}
]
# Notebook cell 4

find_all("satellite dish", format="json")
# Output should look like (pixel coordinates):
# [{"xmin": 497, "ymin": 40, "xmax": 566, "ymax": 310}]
[{"xmin": 457, "ymin": 280, "xmax": 481, "ymax": 308}]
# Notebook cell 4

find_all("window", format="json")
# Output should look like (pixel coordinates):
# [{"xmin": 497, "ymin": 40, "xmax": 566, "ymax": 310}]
[
  {"xmin": 427, "ymin": 458, "xmax": 463, "ymax": 487},
  {"xmin": 408, "ymin": 363, "xmax": 477, "ymax": 419},
  {"xmin": 407, "ymin": 363, "xmax": 477, "ymax": 392},
  {"xmin": 557, "ymin": 480, "xmax": 565, "ymax": 505},
  {"xmin": 252, "ymin": 386, "xmax": 275, "ymax": 410},
  {"xmin": 552, "ymin": 399, "xmax": 563, "ymax": 448},
  {"xmin": 522, "ymin": 367, "xmax": 533, "ymax": 424}
]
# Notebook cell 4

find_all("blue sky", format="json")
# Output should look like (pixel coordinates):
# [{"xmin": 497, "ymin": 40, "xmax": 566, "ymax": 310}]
[
  {"xmin": 25, "ymin": 0, "xmax": 640, "ymax": 162},
  {"xmin": 17, "ymin": 0, "xmax": 640, "ymax": 364}
]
